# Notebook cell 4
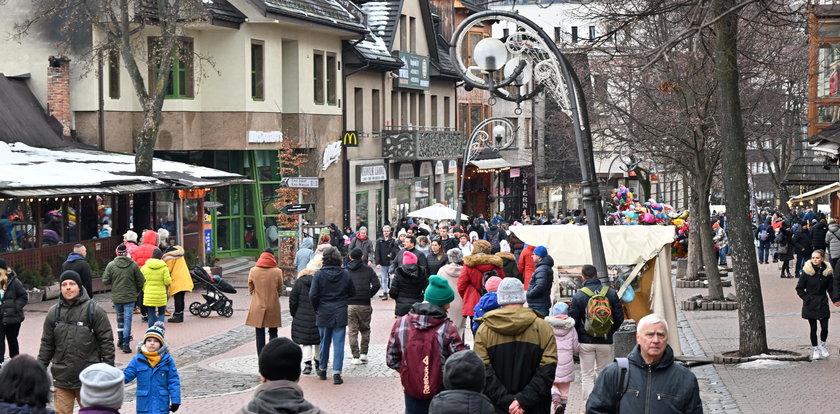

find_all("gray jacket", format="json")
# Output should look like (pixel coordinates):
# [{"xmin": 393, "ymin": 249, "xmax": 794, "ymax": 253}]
[
  {"xmin": 825, "ymin": 223, "xmax": 840, "ymax": 259},
  {"xmin": 237, "ymin": 380, "xmax": 324, "ymax": 414}
]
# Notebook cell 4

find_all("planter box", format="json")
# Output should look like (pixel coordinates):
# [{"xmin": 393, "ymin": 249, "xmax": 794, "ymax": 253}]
[
  {"xmin": 43, "ymin": 283, "xmax": 61, "ymax": 300},
  {"xmin": 91, "ymin": 277, "xmax": 110, "ymax": 294},
  {"xmin": 27, "ymin": 289, "xmax": 44, "ymax": 303}
]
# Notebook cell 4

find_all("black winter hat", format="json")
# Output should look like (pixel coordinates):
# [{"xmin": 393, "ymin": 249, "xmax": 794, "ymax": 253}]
[
  {"xmin": 259, "ymin": 337, "xmax": 302, "ymax": 382},
  {"xmin": 442, "ymin": 350, "xmax": 485, "ymax": 392},
  {"xmin": 60, "ymin": 270, "xmax": 83, "ymax": 289},
  {"xmin": 0, "ymin": 258, "xmax": 7, "ymax": 270},
  {"xmin": 350, "ymin": 248, "xmax": 363, "ymax": 260}
]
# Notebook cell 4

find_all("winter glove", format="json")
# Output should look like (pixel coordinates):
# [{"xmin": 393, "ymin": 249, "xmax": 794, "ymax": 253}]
[{"xmin": 170, "ymin": 404, "xmax": 180, "ymax": 412}]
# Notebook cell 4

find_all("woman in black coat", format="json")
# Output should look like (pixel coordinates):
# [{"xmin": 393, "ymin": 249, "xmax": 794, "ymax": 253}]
[
  {"xmin": 776, "ymin": 225, "xmax": 795, "ymax": 278},
  {"xmin": 389, "ymin": 251, "xmax": 428, "ymax": 317},
  {"xmin": 792, "ymin": 224, "xmax": 813, "ymax": 278},
  {"xmin": 0, "ymin": 262, "xmax": 27, "ymax": 364},
  {"xmin": 795, "ymin": 249, "xmax": 836, "ymax": 360},
  {"xmin": 426, "ymin": 240, "xmax": 448, "ymax": 276},
  {"xmin": 289, "ymin": 269, "xmax": 320, "ymax": 374}
]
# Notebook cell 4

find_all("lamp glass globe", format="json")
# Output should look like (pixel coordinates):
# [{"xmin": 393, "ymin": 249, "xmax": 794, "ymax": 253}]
[
  {"xmin": 503, "ymin": 57, "xmax": 532, "ymax": 86},
  {"xmin": 473, "ymin": 38, "xmax": 507, "ymax": 71}
]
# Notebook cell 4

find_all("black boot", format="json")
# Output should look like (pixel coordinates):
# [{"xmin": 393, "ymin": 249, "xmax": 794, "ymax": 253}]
[
  {"xmin": 302, "ymin": 361, "xmax": 313, "ymax": 375},
  {"xmin": 168, "ymin": 312, "xmax": 184, "ymax": 323}
]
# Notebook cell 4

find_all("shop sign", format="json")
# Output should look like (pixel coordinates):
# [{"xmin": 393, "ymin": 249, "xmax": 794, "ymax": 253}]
[
  {"xmin": 448, "ymin": 160, "xmax": 457, "ymax": 174},
  {"xmin": 398, "ymin": 163, "xmax": 415, "ymax": 179},
  {"xmin": 357, "ymin": 164, "xmax": 387, "ymax": 184},
  {"xmin": 435, "ymin": 161, "xmax": 444, "ymax": 175},
  {"xmin": 204, "ymin": 214, "xmax": 213, "ymax": 253},
  {"xmin": 414, "ymin": 179, "xmax": 429, "ymax": 198},
  {"xmin": 510, "ymin": 168, "xmax": 520, "ymax": 178},
  {"xmin": 394, "ymin": 51, "xmax": 430, "ymax": 90},
  {"xmin": 419, "ymin": 162, "xmax": 434, "ymax": 176},
  {"xmin": 248, "ymin": 130, "xmax": 283, "ymax": 143}
]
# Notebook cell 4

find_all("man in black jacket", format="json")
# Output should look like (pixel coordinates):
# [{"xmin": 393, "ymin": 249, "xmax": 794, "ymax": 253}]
[
  {"xmin": 434, "ymin": 223, "xmax": 459, "ymax": 253},
  {"xmin": 568, "ymin": 264, "xmax": 624, "ymax": 408},
  {"xmin": 586, "ymin": 313, "xmax": 702, "ymax": 413},
  {"xmin": 346, "ymin": 248, "xmax": 380, "ymax": 365},
  {"xmin": 61, "ymin": 244, "xmax": 94, "ymax": 298},
  {"xmin": 374, "ymin": 225, "xmax": 397, "ymax": 300},
  {"xmin": 389, "ymin": 235, "xmax": 429, "ymax": 278}
]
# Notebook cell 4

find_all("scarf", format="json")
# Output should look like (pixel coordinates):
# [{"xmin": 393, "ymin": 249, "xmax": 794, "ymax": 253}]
[
  {"xmin": 142, "ymin": 349, "xmax": 161, "ymax": 368},
  {"xmin": 356, "ymin": 233, "xmax": 368, "ymax": 241}
]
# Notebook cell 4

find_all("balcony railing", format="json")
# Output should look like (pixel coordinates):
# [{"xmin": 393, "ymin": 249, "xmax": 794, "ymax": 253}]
[{"xmin": 381, "ymin": 127, "xmax": 465, "ymax": 161}]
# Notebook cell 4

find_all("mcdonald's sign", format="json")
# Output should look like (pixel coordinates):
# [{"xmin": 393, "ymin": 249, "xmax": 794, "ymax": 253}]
[{"xmin": 342, "ymin": 131, "xmax": 358, "ymax": 147}]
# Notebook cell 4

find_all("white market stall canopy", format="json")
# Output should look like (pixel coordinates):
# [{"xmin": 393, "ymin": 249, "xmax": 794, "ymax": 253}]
[
  {"xmin": 510, "ymin": 225, "xmax": 676, "ymax": 266},
  {"xmin": 0, "ymin": 142, "xmax": 251, "ymax": 198},
  {"xmin": 788, "ymin": 182, "xmax": 840, "ymax": 204},
  {"xmin": 407, "ymin": 203, "xmax": 469, "ymax": 221},
  {"xmin": 470, "ymin": 158, "xmax": 512, "ymax": 170}
]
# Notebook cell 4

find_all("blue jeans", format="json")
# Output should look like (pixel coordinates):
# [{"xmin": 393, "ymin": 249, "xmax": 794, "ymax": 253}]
[
  {"xmin": 404, "ymin": 394, "xmax": 431, "ymax": 414},
  {"xmin": 318, "ymin": 326, "xmax": 346, "ymax": 374},
  {"xmin": 757, "ymin": 245, "xmax": 769, "ymax": 263},
  {"xmin": 796, "ymin": 254, "xmax": 808, "ymax": 275},
  {"xmin": 113, "ymin": 302, "xmax": 135, "ymax": 346},
  {"xmin": 147, "ymin": 306, "xmax": 166, "ymax": 327},
  {"xmin": 718, "ymin": 245, "xmax": 729, "ymax": 265},
  {"xmin": 379, "ymin": 266, "xmax": 391, "ymax": 294}
]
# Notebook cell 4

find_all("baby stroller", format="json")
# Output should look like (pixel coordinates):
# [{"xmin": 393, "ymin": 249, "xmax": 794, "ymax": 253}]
[{"xmin": 189, "ymin": 266, "xmax": 236, "ymax": 318}]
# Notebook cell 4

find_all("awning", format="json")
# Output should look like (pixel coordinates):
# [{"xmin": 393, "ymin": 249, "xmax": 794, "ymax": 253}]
[
  {"xmin": 470, "ymin": 158, "xmax": 512, "ymax": 170},
  {"xmin": 1, "ymin": 183, "xmax": 168, "ymax": 198},
  {"xmin": 788, "ymin": 182, "xmax": 840, "ymax": 204}
]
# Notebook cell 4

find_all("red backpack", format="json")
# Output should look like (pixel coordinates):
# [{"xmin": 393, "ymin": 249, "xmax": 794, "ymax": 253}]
[{"xmin": 399, "ymin": 321, "xmax": 448, "ymax": 399}]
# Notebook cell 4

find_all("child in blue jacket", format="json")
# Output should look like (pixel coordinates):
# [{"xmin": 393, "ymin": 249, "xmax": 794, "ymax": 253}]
[
  {"xmin": 124, "ymin": 322, "xmax": 181, "ymax": 413},
  {"xmin": 471, "ymin": 276, "xmax": 502, "ymax": 334}
]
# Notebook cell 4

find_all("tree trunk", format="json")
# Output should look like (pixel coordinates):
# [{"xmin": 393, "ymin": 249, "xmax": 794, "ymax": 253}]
[
  {"xmin": 714, "ymin": 0, "xmax": 768, "ymax": 356},
  {"xmin": 686, "ymin": 185, "xmax": 701, "ymax": 281},
  {"xmin": 135, "ymin": 100, "xmax": 163, "ymax": 176},
  {"xmin": 778, "ymin": 186, "xmax": 791, "ymax": 216},
  {"xmin": 695, "ymin": 173, "xmax": 724, "ymax": 300}
]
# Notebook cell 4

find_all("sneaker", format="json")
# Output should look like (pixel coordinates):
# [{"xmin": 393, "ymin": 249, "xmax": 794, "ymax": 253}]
[
  {"xmin": 381, "ymin": 295, "xmax": 388, "ymax": 301},
  {"xmin": 350, "ymin": 358, "xmax": 362, "ymax": 365},
  {"xmin": 812, "ymin": 346, "xmax": 822, "ymax": 360},
  {"xmin": 121, "ymin": 344, "xmax": 132, "ymax": 354},
  {"xmin": 302, "ymin": 364, "xmax": 312, "ymax": 375},
  {"xmin": 133, "ymin": 307, "xmax": 142, "ymax": 315},
  {"xmin": 360, "ymin": 354, "xmax": 368, "ymax": 363},
  {"xmin": 318, "ymin": 369, "xmax": 327, "ymax": 380},
  {"xmin": 333, "ymin": 373, "xmax": 343, "ymax": 385},
  {"xmin": 819, "ymin": 343, "xmax": 830, "ymax": 358}
]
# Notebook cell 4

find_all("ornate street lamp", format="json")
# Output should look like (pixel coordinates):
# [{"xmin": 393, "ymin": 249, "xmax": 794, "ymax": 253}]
[{"xmin": 451, "ymin": 10, "xmax": 609, "ymax": 279}]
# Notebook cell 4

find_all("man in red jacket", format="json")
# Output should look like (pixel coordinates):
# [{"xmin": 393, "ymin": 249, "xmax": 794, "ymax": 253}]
[{"xmin": 518, "ymin": 244, "xmax": 536, "ymax": 288}]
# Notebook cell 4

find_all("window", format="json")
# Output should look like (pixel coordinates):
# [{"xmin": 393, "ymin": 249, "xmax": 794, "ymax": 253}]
[
  {"xmin": 418, "ymin": 94, "xmax": 425, "ymax": 126},
  {"xmin": 410, "ymin": 93, "xmax": 417, "ymax": 125},
  {"xmin": 108, "ymin": 50, "xmax": 120, "ymax": 99},
  {"xmin": 503, "ymin": 28, "xmax": 509, "ymax": 39},
  {"xmin": 589, "ymin": 26, "xmax": 596, "ymax": 41},
  {"xmin": 465, "ymin": 32, "xmax": 484, "ymax": 67},
  {"xmin": 400, "ymin": 15, "xmax": 407, "ymax": 51},
  {"xmin": 401, "ymin": 92, "xmax": 408, "ymax": 126},
  {"xmin": 251, "ymin": 40, "xmax": 264, "ymax": 100},
  {"xmin": 459, "ymin": 103, "xmax": 469, "ymax": 133},
  {"xmin": 410, "ymin": 17, "xmax": 417, "ymax": 53},
  {"xmin": 313, "ymin": 51, "xmax": 324, "ymax": 104},
  {"xmin": 444, "ymin": 96, "xmax": 451, "ymax": 127},
  {"xmin": 391, "ymin": 91, "xmax": 399, "ymax": 126},
  {"xmin": 354, "ymin": 88, "xmax": 364, "ymax": 132},
  {"xmin": 327, "ymin": 53, "xmax": 337, "ymax": 105},
  {"xmin": 372, "ymin": 89, "xmax": 381, "ymax": 131},
  {"xmin": 554, "ymin": 27, "xmax": 562, "ymax": 42},
  {"xmin": 571, "ymin": 26, "xmax": 579, "ymax": 43},
  {"xmin": 524, "ymin": 118, "xmax": 532, "ymax": 148},
  {"xmin": 148, "ymin": 37, "xmax": 194, "ymax": 99},
  {"xmin": 430, "ymin": 95, "xmax": 438, "ymax": 126}
]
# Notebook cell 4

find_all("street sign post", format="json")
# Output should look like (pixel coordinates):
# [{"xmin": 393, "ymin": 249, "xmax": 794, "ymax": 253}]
[
  {"xmin": 280, "ymin": 177, "xmax": 319, "ymax": 188},
  {"xmin": 280, "ymin": 203, "xmax": 315, "ymax": 215}
]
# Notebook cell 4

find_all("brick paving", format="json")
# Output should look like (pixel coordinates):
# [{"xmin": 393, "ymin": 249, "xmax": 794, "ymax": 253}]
[{"xmin": 18, "ymin": 257, "xmax": 835, "ymax": 413}]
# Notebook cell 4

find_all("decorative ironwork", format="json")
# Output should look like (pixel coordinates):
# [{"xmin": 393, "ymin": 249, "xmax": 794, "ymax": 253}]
[{"xmin": 382, "ymin": 130, "xmax": 465, "ymax": 160}]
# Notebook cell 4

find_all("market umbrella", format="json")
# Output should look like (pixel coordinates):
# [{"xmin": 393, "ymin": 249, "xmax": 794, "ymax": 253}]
[{"xmin": 406, "ymin": 203, "xmax": 469, "ymax": 221}]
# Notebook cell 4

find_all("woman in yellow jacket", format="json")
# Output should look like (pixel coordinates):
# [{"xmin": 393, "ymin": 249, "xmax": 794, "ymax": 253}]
[
  {"xmin": 163, "ymin": 246, "xmax": 194, "ymax": 323},
  {"xmin": 141, "ymin": 249, "xmax": 172, "ymax": 327}
]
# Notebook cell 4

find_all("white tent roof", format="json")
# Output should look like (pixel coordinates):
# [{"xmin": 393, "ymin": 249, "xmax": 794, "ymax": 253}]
[
  {"xmin": 788, "ymin": 182, "xmax": 840, "ymax": 203},
  {"xmin": 407, "ymin": 203, "xmax": 469, "ymax": 221}
]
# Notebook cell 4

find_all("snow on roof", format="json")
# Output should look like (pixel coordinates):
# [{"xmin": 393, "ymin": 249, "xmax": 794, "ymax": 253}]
[{"xmin": 0, "ymin": 142, "xmax": 247, "ymax": 193}]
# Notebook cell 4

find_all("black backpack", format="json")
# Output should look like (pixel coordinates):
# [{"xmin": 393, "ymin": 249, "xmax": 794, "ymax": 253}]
[
  {"xmin": 477, "ymin": 269, "xmax": 499, "ymax": 295},
  {"xmin": 486, "ymin": 230, "xmax": 502, "ymax": 253},
  {"xmin": 614, "ymin": 357, "xmax": 631, "ymax": 412}
]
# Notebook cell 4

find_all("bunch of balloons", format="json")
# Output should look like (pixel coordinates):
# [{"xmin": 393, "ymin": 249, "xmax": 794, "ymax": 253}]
[{"xmin": 608, "ymin": 186, "xmax": 687, "ymax": 226}]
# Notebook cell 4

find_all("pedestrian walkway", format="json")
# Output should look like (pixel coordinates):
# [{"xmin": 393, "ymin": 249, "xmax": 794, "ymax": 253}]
[{"xmin": 15, "ymin": 258, "xmax": 834, "ymax": 413}]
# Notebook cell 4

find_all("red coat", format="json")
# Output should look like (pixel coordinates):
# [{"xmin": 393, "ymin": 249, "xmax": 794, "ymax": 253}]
[
  {"xmin": 132, "ymin": 229, "xmax": 159, "ymax": 268},
  {"xmin": 518, "ymin": 245, "xmax": 536, "ymax": 288},
  {"xmin": 457, "ymin": 253, "xmax": 505, "ymax": 317}
]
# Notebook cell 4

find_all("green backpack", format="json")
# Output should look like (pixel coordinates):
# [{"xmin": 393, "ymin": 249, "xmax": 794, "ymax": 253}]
[{"xmin": 581, "ymin": 286, "xmax": 614, "ymax": 338}]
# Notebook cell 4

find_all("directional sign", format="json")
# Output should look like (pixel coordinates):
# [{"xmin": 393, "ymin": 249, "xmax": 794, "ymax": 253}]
[
  {"xmin": 280, "ymin": 203, "xmax": 315, "ymax": 215},
  {"xmin": 280, "ymin": 177, "xmax": 319, "ymax": 188}
]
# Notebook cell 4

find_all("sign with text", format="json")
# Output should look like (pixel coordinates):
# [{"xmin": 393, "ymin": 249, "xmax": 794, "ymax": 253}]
[
  {"xmin": 204, "ymin": 213, "xmax": 213, "ymax": 253},
  {"xmin": 248, "ymin": 130, "xmax": 283, "ymax": 143},
  {"xmin": 395, "ymin": 52, "xmax": 429, "ymax": 90},
  {"xmin": 280, "ymin": 203, "xmax": 315, "ymax": 215},
  {"xmin": 280, "ymin": 177, "xmax": 319, "ymax": 188},
  {"xmin": 357, "ymin": 164, "xmax": 387, "ymax": 184}
]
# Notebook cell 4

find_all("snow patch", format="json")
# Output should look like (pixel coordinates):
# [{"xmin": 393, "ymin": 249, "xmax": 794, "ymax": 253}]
[{"xmin": 736, "ymin": 359, "xmax": 800, "ymax": 370}]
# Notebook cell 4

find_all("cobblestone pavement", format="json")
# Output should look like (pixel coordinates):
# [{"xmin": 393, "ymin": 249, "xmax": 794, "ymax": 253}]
[{"xmin": 19, "ymin": 257, "xmax": 831, "ymax": 413}]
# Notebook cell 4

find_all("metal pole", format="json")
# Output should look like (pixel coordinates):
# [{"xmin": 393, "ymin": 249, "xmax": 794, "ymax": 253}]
[
  {"xmin": 298, "ymin": 188, "xmax": 303, "ymax": 250},
  {"xmin": 455, "ymin": 138, "xmax": 472, "ymax": 230}
]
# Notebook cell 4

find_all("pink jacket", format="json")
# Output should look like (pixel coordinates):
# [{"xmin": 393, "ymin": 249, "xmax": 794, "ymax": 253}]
[{"xmin": 546, "ymin": 315, "xmax": 579, "ymax": 383}]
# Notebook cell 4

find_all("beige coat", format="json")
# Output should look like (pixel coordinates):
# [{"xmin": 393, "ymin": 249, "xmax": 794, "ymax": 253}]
[
  {"xmin": 246, "ymin": 265, "xmax": 284, "ymax": 328},
  {"xmin": 438, "ymin": 262, "xmax": 466, "ymax": 335}
]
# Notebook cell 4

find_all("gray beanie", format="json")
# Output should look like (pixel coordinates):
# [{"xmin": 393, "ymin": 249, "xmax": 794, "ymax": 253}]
[
  {"xmin": 496, "ymin": 277, "xmax": 527, "ymax": 305},
  {"xmin": 80, "ymin": 363, "xmax": 124, "ymax": 409},
  {"xmin": 446, "ymin": 248, "xmax": 463, "ymax": 264}
]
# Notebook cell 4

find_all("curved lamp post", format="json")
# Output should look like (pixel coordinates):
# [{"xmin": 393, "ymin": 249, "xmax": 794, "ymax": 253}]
[
  {"xmin": 451, "ymin": 10, "xmax": 609, "ymax": 280},
  {"xmin": 454, "ymin": 117, "xmax": 518, "ymax": 228}
]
